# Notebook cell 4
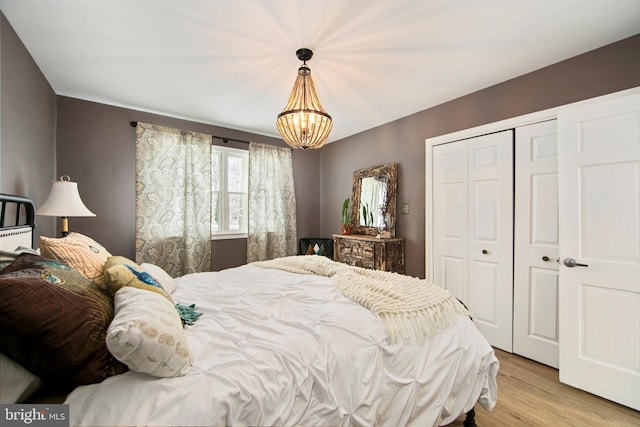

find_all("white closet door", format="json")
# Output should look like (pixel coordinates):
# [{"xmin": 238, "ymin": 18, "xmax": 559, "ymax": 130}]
[
  {"xmin": 558, "ymin": 92, "xmax": 640, "ymax": 410},
  {"xmin": 432, "ymin": 141, "xmax": 469, "ymax": 303},
  {"xmin": 432, "ymin": 131, "xmax": 513, "ymax": 351},
  {"xmin": 514, "ymin": 120, "xmax": 559, "ymax": 368},
  {"xmin": 468, "ymin": 131, "xmax": 514, "ymax": 352}
]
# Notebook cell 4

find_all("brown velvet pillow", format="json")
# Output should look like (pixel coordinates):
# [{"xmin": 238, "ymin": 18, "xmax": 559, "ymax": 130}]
[{"xmin": 0, "ymin": 254, "xmax": 127, "ymax": 386}]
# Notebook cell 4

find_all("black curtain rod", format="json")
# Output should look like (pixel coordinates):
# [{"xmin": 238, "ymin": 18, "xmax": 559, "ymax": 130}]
[{"xmin": 130, "ymin": 121, "xmax": 251, "ymax": 145}]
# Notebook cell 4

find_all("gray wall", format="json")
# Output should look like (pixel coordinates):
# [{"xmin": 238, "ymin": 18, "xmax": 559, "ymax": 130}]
[
  {"xmin": 56, "ymin": 96, "xmax": 320, "ymax": 270},
  {"xmin": 319, "ymin": 34, "xmax": 640, "ymax": 278},
  {"xmin": 0, "ymin": 13, "xmax": 56, "ymax": 240}
]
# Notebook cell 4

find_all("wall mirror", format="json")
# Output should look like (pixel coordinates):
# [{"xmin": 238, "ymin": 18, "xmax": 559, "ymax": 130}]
[{"xmin": 351, "ymin": 163, "xmax": 398, "ymax": 236}]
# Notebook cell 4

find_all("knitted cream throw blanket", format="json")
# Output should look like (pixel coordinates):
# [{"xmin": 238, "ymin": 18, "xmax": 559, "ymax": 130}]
[{"xmin": 254, "ymin": 255, "xmax": 469, "ymax": 344}]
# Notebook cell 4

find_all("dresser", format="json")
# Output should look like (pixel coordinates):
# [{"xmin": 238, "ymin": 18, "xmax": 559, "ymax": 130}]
[{"xmin": 333, "ymin": 234, "xmax": 404, "ymax": 274}]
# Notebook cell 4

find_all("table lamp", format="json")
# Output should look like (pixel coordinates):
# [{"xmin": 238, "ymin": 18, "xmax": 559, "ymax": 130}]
[{"xmin": 36, "ymin": 175, "xmax": 95, "ymax": 237}]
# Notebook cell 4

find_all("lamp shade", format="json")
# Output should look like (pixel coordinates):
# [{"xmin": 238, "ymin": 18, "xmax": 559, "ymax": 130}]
[
  {"xmin": 276, "ymin": 48, "xmax": 333, "ymax": 149},
  {"xmin": 36, "ymin": 176, "xmax": 95, "ymax": 217}
]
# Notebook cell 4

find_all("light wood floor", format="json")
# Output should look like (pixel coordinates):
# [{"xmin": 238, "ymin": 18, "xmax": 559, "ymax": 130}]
[{"xmin": 447, "ymin": 349, "xmax": 640, "ymax": 427}]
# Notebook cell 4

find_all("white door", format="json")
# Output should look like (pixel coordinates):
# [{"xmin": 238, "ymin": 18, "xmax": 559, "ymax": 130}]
[
  {"xmin": 432, "ymin": 141, "xmax": 469, "ymax": 304},
  {"xmin": 558, "ymin": 92, "xmax": 640, "ymax": 410},
  {"xmin": 432, "ymin": 131, "xmax": 514, "ymax": 351},
  {"xmin": 513, "ymin": 120, "xmax": 560, "ymax": 368},
  {"xmin": 467, "ymin": 131, "xmax": 514, "ymax": 352}
]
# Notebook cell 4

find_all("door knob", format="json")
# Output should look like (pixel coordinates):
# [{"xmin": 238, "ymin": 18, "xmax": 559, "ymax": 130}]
[
  {"xmin": 564, "ymin": 258, "xmax": 589, "ymax": 268},
  {"xmin": 482, "ymin": 249, "xmax": 488, "ymax": 255},
  {"xmin": 542, "ymin": 256, "xmax": 549, "ymax": 262}
]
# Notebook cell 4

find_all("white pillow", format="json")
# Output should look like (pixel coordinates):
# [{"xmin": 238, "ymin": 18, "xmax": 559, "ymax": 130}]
[
  {"xmin": 0, "ymin": 353, "xmax": 42, "ymax": 403},
  {"xmin": 106, "ymin": 287, "xmax": 191, "ymax": 377},
  {"xmin": 140, "ymin": 262, "xmax": 178, "ymax": 294}
]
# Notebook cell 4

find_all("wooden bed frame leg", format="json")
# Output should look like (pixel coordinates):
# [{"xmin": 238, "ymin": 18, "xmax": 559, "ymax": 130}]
[{"xmin": 463, "ymin": 407, "xmax": 477, "ymax": 427}]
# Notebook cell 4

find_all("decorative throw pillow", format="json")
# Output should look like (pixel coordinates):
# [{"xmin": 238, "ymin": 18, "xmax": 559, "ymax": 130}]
[
  {"xmin": 102, "ymin": 256, "xmax": 172, "ymax": 301},
  {"xmin": 106, "ymin": 286, "xmax": 192, "ymax": 377},
  {"xmin": 39, "ymin": 232, "xmax": 111, "ymax": 282},
  {"xmin": 0, "ymin": 254, "xmax": 127, "ymax": 385},
  {"xmin": 298, "ymin": 238, "xmax": 334, "ymax": 260},
  {"xmin": 140, "ymin": 262, "xmax": 178, "ymax": 294}
]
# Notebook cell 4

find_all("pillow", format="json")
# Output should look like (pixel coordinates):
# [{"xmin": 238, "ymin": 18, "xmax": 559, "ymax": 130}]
[
  {"xmin": 102, "ymin": 256, "xmax": 172, "ymax": 300},
  {"xmin": 39, "ymin": 232, "xmax": 111, "ymax": 282},
  {"xmin": 298, "ymin": 238, "xmax": 334, "ymax": 259},
  {"xmin": 106, "ymin": 286, "xmax": 192, "ymax": 377},
  {"xmin": 140, "ymin": 262, "xmax": 178, "ymax": 294},
  {"xmin": 0, "ymin": 254, "xmax": 127, "ymax": 385},
  {"xmin": 0, "ymin": 353, "xmax": 41, "ymax": 403}
]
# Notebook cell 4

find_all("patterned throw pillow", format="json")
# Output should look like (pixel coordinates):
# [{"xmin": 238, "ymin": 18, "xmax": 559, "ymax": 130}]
[
  {"xmin": 0, "ymin": 254, "xmax": 127, "ymax": 385},
  {"xmin": 39, "ymin": 232, "xmax": 111, "ymax": 282},
  {"xmin": 106, "ymin": 286, "xmax": 192, "ymax": 377},
  {"xmin": 102, "ymin": 256, "xmax": 172, "ymax": 301}
]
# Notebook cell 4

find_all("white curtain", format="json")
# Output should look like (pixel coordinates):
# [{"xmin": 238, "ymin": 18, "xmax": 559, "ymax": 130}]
[
  {"xmin": 247, "ymin": 143, "xmax": 297, "ymax": 262},
  {"xmin": 135, "ymin": 122, "xmax": 212, "ymax": 276}
]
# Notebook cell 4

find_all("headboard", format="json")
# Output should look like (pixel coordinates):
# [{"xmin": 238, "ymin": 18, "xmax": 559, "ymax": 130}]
[{"xmin": 0, "ymin": 194, "xmax": 36, "ymax": 251}]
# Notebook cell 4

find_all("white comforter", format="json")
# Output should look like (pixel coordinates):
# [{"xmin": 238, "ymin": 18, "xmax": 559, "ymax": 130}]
[{"xmin": 66, "ymin": 263, "xmax": 498, "ymax": 427}]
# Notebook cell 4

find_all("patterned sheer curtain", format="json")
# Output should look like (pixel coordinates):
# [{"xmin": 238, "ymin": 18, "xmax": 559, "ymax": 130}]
[
  {"xmin": 247, "ymin": 143, "xmax": 297, "ymax": 262},
  {"xmin": 135, "ymin": 122, "xmax": 212, "ymax": 276}
]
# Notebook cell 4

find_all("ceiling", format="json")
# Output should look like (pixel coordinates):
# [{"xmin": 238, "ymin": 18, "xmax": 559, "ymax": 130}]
[{"xmin": 1, "ymin": 1, "xmax": 639, "ymax": 143}]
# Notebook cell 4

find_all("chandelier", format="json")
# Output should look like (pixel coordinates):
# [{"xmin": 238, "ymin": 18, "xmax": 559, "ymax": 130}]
[{"xmin": 276, "ymin": 48, "xmax": 333, "ymax": 149}]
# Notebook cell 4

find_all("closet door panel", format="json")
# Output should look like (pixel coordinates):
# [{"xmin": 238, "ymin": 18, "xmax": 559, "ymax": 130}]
[
  {"xmin": 433, "ymin": 130, "xmax": 514, "ymax": 352},
  {"xmin": 470, "ymin": 260, "xmax": 499, "ymax": 323},
  {"xmin": 529, "ymin": 268, "xmax": 558, "ymax": 338},
  {"xmin": 514, "ymin": 120, "xmax": 559, "ymax": 368},
  {"xmin": 468, "ymin": 131, "xmax": 514, "ymax": 352},
  {"xmin": 472, "ymin": 180, "xmax": 499, "ymax": 240},
  {"xmin": 531, "ymin": 173, "xmax": 558, "ymax": 245},
  {"xmin": 442, "ymin": 256, "xmax": 465, "ymax": 301},
  {"xmin": 433, "ymin": 142, "xmax": 469, "ymax": 303}
]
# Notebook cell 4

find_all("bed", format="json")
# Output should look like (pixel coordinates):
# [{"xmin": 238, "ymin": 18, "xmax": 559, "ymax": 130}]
[{"xmin": 0, "ymin": 194, "xmax": 498, "ymax": 427}]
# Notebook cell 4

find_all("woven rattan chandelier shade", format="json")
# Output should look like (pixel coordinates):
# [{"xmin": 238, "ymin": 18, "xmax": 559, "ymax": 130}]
[{"xmin": 276, "ymin": 48, "xmax": 332, "ymax": 149}]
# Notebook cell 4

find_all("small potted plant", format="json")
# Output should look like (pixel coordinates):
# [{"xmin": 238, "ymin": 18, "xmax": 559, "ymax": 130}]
[{"xmin": 341, "ymin": 198, "xmax": 353, "ymax": 234}]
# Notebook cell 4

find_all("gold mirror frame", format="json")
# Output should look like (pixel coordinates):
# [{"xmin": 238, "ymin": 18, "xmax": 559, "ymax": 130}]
[{"xmin": 351, "ymin": 163, "xmax": 398, "ymax": 236}]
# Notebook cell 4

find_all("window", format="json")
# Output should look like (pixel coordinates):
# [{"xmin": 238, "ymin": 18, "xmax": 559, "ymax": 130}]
[{"xmin": 211, "ymin": 146, "xmax": 249, "ymax": 239}]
